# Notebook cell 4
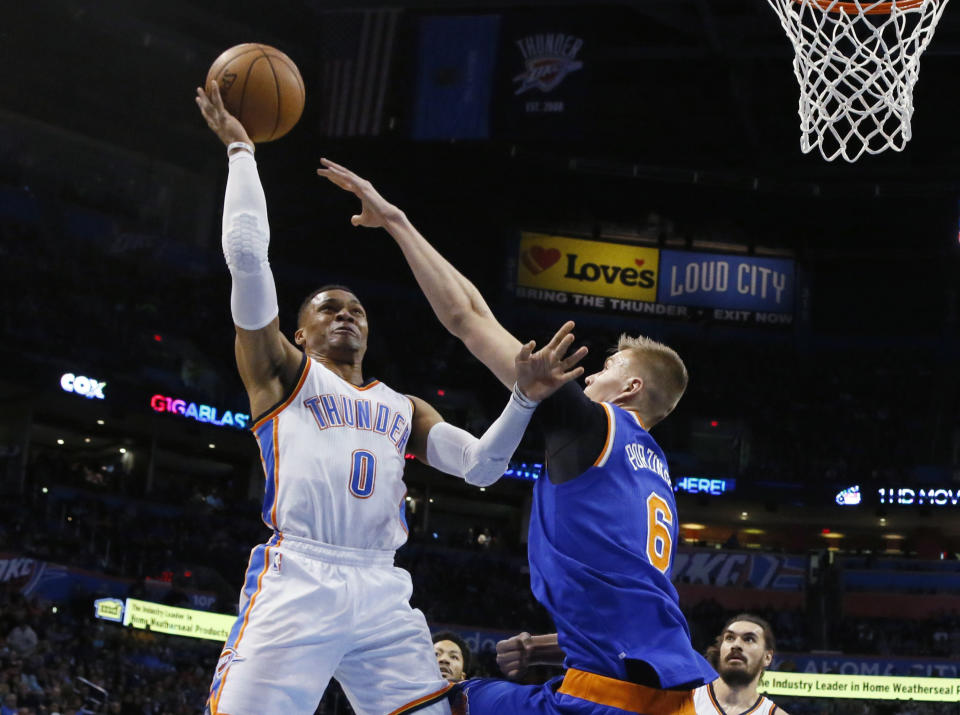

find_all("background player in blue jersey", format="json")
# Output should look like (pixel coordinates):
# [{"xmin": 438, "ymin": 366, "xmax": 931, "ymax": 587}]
[{"xmin": 318, "ymin": 161, "xmax": 718, "ymax": 714}]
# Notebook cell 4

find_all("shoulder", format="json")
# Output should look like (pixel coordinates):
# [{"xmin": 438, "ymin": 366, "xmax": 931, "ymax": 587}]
[{"xmin": 406, "ymin": 395, "xmax": 443, "ymax": 433}]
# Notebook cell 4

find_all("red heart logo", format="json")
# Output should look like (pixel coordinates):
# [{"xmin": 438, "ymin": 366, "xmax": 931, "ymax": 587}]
[
  {"xmin": 522, "ymin": 246, "xmax": 561, "ymax": 274},
  {"xmin": 635, "ymin": 259, "xmax": 645, "ymax": 267}
]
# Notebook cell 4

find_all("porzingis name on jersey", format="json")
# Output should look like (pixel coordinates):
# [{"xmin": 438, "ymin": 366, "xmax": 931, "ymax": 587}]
[
  {"xmin": 303, "ymin": 393, "xmax": 410, "ymax": 455},
  {"xmin": 625, "ymin": 442, "xmax": 672, "ymax": 488}
]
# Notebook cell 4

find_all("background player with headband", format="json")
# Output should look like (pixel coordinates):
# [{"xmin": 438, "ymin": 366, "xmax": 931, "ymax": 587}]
[
  {"xmin": 496, "ymin": 613, "xmax": 788, "ymax": 714},
  {"xmin": 317, "ymin": 161, "xmax": 717, "ymax": 714},
  {"xmin": 195, "ymin": 83, "xmax": 587, "ymax": 715}
]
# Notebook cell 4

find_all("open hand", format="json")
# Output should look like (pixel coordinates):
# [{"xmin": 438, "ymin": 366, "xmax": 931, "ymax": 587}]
[
  {"xmin": 316, "ymin": 159, "xmax": 404, "ymax": 228},
  {"xmin": 496, "ymin": 632, "xmax": 533, "ymax": 680},
  {"xmin": 195, "ymin": 81, "xmax": 252, "ymax": 148},
  {"xmin": 515, "ymin": 321, "xmax": 588, "ymax": 403}
]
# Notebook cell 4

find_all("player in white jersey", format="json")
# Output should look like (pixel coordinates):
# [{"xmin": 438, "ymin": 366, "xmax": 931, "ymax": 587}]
[
  {"xmin": 695, "ymin": 614, "xmax": 788, "ymax": 715},
  {"xmin": 493, "ymin": 614, "xmax": 788, "ymax": 715},
  {"xmin": 195, "ymin": 83, "xmax": 587, "ymax": 715}
]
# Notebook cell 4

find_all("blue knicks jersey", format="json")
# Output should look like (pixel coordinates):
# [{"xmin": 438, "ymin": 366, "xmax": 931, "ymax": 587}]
[{"xmin": 528, "ymin": 402, "xmax": 717, "ymax": 689}]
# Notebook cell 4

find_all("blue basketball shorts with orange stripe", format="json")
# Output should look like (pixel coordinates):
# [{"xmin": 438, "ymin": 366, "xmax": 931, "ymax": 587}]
[{"xmin": 457, "ymin": 669, "xmax": 697, "ymax": 715}]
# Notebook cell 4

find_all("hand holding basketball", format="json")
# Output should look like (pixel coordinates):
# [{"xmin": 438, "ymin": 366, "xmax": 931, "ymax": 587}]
[
  {"xmin": 204, "ymin": 43, "xmax": 305, "ymax": 143},
  {"xmin": 196, "ymin": 82, "xmax": 252, "ymax": 148}
]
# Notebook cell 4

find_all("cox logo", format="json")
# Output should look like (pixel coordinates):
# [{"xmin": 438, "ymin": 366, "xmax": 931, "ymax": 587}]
[{"xmin": 60, "ymin": 373, "xmax": 106, "ymax": 400}]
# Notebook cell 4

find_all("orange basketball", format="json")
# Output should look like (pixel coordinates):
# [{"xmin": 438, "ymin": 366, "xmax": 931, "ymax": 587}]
[{"xmin": 206, "ymin": 43, "xmax": 305, "ymax": 143}]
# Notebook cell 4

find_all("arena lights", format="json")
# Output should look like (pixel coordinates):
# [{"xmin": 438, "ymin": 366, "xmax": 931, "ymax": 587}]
[
  {"xmin": 503, "ymin": 462, "xmax": 543, "ymax": 481},
  {"xmin": 60, "ymin": 373, "xmax": 106, "ymax": 400},
  {"xmin": 150, "ymin": 394, "xmax": 249, "ymax": 430}
]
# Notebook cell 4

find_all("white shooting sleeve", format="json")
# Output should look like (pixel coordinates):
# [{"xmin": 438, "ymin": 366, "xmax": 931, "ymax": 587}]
[
  {"xmin": 426, "ymin": 385, "xmax": 539, "ymax": 487},
  {"xmin": 222, "ymin": 147, "xmax": 280, "ymax": 330}
]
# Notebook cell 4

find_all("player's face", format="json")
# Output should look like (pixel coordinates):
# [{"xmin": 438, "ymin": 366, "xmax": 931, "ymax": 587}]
[
  {"xmin": 298, "ymin": 290, "xmax": 369, "ymax": 359},
  {"xmin": 583, "ymin": 351, "xmax": 636, "ymax": 403},
  {"xmin": 434, "ymin": 640, "xmax": 465, "ymax": 682},
  {"xmin": 717, "ymin": 622, "xmax": 772, "ymax": 687}
]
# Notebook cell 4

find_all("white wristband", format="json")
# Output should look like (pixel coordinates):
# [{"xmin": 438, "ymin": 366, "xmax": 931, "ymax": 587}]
[
  {"xmin": 426, "ymin": 387, "xmax": 539, "ymax": 487},
  {"xmin": 512, "ymin": 383, "xmax": 539, "ymax": 409},
  {"xmin": 227, "ymin": 141, "xmax": 255, "ymax": 156}
]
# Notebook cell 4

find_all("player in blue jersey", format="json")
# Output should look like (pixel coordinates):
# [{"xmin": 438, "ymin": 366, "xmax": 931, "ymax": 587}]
[
  {"xmin": 496, "ymin": 614, "xmax": 789, "ymax": 714},
  {"xmin": 318, "ymin": 161, "xmax": 718, "ymax": 714}
]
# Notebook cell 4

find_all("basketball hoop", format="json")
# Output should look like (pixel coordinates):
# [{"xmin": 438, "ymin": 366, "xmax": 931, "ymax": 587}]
[{"xmin": 766, "ymin": 0, "xmax": 950, "ymax": 162}]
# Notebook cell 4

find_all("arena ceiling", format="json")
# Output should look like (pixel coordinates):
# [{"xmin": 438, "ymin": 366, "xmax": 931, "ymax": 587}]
[{"xmin": 6, "ymin": 0, "xmax": 960, "ymax": 192}]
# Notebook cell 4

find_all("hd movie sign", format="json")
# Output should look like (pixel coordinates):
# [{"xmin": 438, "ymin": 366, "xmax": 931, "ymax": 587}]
[{"xmin": 515, "ymin": 232, "xmax": 795, "ymax": 326}]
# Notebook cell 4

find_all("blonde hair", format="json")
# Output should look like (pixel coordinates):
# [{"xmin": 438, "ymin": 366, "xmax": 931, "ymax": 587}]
[{"xmin": 615, "ymin": 334, "xmax": 688, "ymax": 426}]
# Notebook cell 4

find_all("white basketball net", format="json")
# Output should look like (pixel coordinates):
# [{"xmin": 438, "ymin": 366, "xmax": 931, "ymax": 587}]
[{"xmin": 766, "ymin": 0, "xmax": 950, "ymax": 162}]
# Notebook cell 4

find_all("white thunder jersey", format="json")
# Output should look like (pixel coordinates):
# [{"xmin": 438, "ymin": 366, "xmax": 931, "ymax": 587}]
[
  {"xmin": 251, "ymin": 355, "xmax": 413, "ymax": 550},
  {"xmin": 693, "ymin": 683, "xmax": 779, "ymax": 714}
]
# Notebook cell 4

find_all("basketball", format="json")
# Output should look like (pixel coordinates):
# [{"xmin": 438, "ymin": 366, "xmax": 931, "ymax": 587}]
[{"xmin": 205, "ymin": 43, "xmax": 305, "ymax": 143}]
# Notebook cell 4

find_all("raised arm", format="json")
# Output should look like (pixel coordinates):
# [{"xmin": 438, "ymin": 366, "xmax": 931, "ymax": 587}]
[
  {"xmin": 316, "ymin": 160, "xmax": 520, "ymax": 388},
  {"xmin": 196, "ymin": 82, "xmax": 302, "ymax": 417}
]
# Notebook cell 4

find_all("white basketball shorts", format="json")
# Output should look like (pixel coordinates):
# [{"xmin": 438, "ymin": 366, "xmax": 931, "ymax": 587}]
[{"xmin": 206, "ymin": 532, "xmax": 452, "ymax": 715}]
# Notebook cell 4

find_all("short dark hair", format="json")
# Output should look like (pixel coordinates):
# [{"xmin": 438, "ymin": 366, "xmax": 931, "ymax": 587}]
[
  {"xmin": 297, "ymin": 284, "xmax": 359, "ymax": 328},
  {"xmin": 432, "ymin": 630, "xmax": 471, "ymax": 675},
  {"xmin": 705, "ymin": 613, "xmax": 776, "ymax": 669}
]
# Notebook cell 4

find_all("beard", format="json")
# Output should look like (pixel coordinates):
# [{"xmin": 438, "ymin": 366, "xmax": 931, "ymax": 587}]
[{"xmin": 719, "ymin": 657, "xmax": 762, "ymax": 686}]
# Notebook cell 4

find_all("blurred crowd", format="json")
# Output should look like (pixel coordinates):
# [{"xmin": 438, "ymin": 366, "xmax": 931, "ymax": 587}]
[{"xmin": 3, "ymin": 179, "xmax": 960, "ymax": 714}]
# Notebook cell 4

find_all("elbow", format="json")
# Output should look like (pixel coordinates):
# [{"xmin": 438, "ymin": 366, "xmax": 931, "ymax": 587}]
[
  {"xmin": 445, "ymin": 308, "xmax": 490, "ymax": 343},
  {"xmin": 465, "ymin": 457, "xmax": 507, "ymax": 487},
  {"xmin": 444, "ymin": 309, "xmax": 473, "ymax": 339}
]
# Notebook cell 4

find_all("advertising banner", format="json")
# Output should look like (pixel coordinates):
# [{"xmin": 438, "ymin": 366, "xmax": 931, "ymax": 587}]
[
  {"xmin": 670, "ymin": 550, "xmax": 806, "ymax": 590},
  {"xmin": 759, "ymin": 672, "xmax": 959, "ymax": 702},
  {"xmin": 657, "ymin": 250, "xmax": 794, "ymax": 315},
  {"xmin": 774, "ymin": 652, "xmax": 960, "ymax": 678},
  {"xmin": 0, "ymin": 552, "xmax": 216, "ymax": 612},
  {"xmin": 516, "ymin": 232, "xmax": 659, "ymax": 303},
  {"xmin": 514, "ymin": 233, "xmax": 796, "ymax": 326},
  {"xmin": 122, "ymin": 598, "xmax": 234, "ymax": 642}
]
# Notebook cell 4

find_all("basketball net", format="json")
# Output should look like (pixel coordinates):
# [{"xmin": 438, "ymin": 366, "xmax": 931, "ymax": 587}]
[{"xmin": 766, "ymin": 0, "xmax": 950, "ymax": 162}]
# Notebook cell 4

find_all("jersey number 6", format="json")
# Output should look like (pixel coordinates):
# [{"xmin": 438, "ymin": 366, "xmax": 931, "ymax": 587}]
[
  {"xmin": 645, "ymin": 493, "xmax": 674, "ymax": 574},
  {"xmin": 349, "ymin": 449, "xmax": 377, "ymax": 498}
]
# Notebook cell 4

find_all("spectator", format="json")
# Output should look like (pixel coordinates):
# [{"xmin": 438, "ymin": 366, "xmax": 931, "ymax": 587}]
[{"xmin": 5, "ymin": 622, "xmax": 36, "ymax": 658}]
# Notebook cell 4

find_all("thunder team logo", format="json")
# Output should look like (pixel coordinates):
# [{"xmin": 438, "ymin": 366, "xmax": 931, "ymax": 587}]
[{"xmin": 513, "ymin": 33, "xmax": 584, "ymax": 95}]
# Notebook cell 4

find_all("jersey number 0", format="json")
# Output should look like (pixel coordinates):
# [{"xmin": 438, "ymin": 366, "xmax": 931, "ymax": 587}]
[{"xmin": 349, "ymin": 449, "xmax": 377, "ymax": 498}]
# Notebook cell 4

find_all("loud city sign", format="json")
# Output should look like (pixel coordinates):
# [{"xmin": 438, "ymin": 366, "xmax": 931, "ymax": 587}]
[{"xmin": 515, "ymin": 233, "xmax": 795, "ymax": 326}]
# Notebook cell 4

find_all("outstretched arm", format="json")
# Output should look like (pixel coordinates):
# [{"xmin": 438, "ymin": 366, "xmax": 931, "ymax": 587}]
[
  {"xmin": 317, "ymin": 160, "xmax": 520, "ymax": 388},
  {"xmin": 196, "ymin": 82, "xmax": 302, "ymax": 417},
  {"xmin": 406, "ymin": 323, "xmax": 586, "ymax": 486}
]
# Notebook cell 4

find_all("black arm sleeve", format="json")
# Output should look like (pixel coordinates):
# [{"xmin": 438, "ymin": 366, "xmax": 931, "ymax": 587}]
[{"xmin": 533, "ymin": 382, "xmax": 610, "ymax": 484}]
